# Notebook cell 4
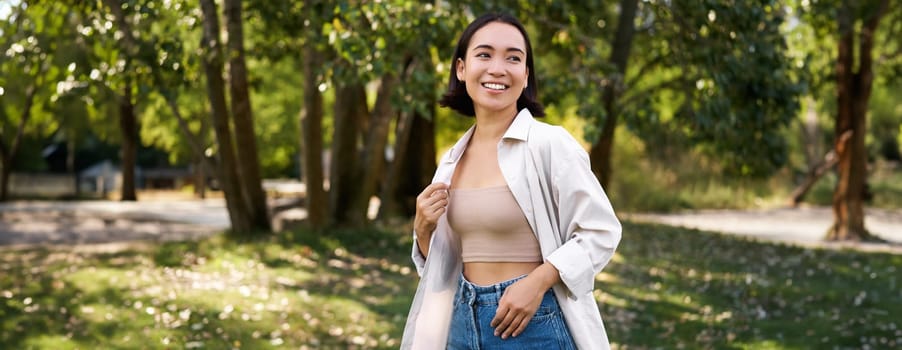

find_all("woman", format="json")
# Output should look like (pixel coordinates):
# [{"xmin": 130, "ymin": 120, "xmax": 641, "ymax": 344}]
[{"xmin": 402, "ymin": 13, "xmax": 622, "ymax": 349}]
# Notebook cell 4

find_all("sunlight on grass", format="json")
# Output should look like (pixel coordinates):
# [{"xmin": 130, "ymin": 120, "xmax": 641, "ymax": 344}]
[
  {"xmin": 2, "ymin": 222, "xmax": 900, "ymax": 349},
  {"xmin": 601, "ymin": 222, "xmax": 902, "ymax": 348},
  {"xmin": 23, "ymin": 335, "xmax": 80, "ymax": 350},
  {"xmin": 0, "ymin": 226, "xmax": 416, "ymax": 349}
]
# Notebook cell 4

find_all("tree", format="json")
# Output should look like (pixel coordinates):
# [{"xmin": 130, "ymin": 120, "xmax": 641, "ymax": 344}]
[
  {"xmin": 86, "ymin": 0, "xmax": 155, "ymax": 202},
  {"xmin": 199, "ymin": 0, "xmax": 254, "ymax": 232},
  {"xmin": 300, "ymin": 36, "xmax": 329, "ymax": 228},
  {"xmin": 250, "ymin": 0, "xmax": 461, "ymax": 228},
  {"xmin": 792, "ymin": 0, "xmax": 899, "ymax": 240},
  {"xmin": 589, "ymin": 0, "xmax": 639, "ymax": 187},
  {"xmin": 224, "ymin": 0, "xmax": 270, "ymax": 231},
  {"xmin": 826, "ymin": 0, "xmax": 891, "ymax": 241},
  {"xmin": 326, "ymin": 2, "xmax": 463, "ymax": 225},
  {"xmin": 522, "ymin": 1, "xmax": 803, "ymax": 189},
  {"xmin": 118, "ymin": 76, "xmax": 138, "ymax": 200},
  {"xmin": 95, "ymin": 0, "xmax": 224, "ymax": 201},
  {"xmin": 0, "ymin": 2, "xmax": 65, "ymax": 201}
]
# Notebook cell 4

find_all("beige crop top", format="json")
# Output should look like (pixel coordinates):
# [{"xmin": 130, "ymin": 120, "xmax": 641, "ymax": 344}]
[{"xmin": 447, "ymin": 185, "xmax": 543, "ymax": 263}]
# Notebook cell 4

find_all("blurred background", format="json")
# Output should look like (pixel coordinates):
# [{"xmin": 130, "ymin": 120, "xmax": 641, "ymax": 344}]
[
  {"xmin": 1, "ymin": 0, "xmax": 900, "ymax": 348},
  {"xmin": 2, "ymin": 0, "xmax": 900, "ymax": 229}
]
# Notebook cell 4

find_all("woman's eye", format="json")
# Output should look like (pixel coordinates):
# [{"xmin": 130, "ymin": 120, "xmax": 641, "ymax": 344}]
[
  {"xmin": 475, "ymin": 53, "xmax": 490, "ymax": 58},
  {"xmin": 508, "ymin": 56, "xmax": 522, "ymax": 62}
]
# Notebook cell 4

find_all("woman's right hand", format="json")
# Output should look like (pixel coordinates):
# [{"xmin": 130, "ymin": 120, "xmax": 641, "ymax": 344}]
[{"xmin": 413, "ymin": 182, "xmax": 449, "ymax": 256}]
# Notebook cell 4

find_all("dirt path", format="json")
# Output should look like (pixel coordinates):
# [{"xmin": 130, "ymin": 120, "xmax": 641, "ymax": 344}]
[
  {"xmin": 626, "ymin": 206, "xmax": 902, "ymax": 253},
  {"xmin": 2, "ymin": 199, "xmax": 899, "ymax": 253},
  {"xmin": 0, "ymin": 199, "xmax": 228, "ymax": 247}
]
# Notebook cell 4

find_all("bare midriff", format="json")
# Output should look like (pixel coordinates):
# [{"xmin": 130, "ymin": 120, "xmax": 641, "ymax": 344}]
[{"xmin": 463, "ymin": 261, "xmax": 543, "ymax": 286}]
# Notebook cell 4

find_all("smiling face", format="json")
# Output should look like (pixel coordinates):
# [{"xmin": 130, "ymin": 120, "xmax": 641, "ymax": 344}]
[{"xmin": 456, "ymin": 21, "xmax": 529, "ymax": 118}]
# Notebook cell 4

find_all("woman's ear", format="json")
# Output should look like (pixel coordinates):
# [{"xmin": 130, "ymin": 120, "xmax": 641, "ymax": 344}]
[{"xmin": 456, "ymin": 58, "xmax": 465, "ymax": 82}]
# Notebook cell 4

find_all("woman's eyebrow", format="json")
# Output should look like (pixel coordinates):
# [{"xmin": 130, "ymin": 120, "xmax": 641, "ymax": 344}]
[{"xmin": 473, "ymin": 44, "xmax": 525, "ymax": 54}]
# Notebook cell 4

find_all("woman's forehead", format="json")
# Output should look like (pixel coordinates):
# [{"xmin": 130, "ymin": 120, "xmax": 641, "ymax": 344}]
[{"xmin": 468, "ymin": 22, "xmax": 526, "ymax": 52}]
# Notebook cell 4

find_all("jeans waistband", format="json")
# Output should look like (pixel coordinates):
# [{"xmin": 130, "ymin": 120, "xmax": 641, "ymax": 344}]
[{"xmin": 457, "ymin": 273, "xmax": 528, "ymax": 306}]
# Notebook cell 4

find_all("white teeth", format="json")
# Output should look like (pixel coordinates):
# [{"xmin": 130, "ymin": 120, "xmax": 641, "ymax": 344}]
[{"xmin": 482, "ymin": 83, "xmax": 507, "ymax": 90}]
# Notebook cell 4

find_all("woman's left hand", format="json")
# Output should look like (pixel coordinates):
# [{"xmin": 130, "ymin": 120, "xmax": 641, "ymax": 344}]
[{"xmin": 491, "ymin": 264, "xmax": 560, "ymax": 339}]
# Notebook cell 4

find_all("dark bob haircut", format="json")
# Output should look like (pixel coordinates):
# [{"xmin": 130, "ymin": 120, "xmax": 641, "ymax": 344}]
[{"xmin": 438, "ymin": 13, "xmax": 545, "ymax": 117}]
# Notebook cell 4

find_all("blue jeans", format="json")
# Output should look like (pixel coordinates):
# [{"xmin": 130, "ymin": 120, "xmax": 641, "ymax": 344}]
[{"xmin": 447, "ymin": 274, "xmax": 577, "ymax": 349}]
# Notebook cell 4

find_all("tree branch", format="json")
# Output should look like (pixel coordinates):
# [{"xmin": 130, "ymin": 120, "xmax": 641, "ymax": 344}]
[
  {"xmin": 627, "ymin": 54, "xmax": 667, "ymax": 86},
  {"xmin": 523, "ymin": 10, "xmax": 597, "ymax": 48},
  {"xmin": 618, "ymin": 77, "xmax": 688, "ymax": 109}
]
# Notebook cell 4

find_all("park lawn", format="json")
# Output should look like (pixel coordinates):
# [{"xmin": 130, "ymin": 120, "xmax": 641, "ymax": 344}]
[{"xmin": 1, "ymin": 221, "xmax": 899, "ymax": 349}]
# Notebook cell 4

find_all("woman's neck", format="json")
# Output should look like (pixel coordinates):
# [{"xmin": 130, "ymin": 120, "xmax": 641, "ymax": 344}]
[{"xmin": 472, "ymin": 107, "xmax": 518, "ymax": 143}]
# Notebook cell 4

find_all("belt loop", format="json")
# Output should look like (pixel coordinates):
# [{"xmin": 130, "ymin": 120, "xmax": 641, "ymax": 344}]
[{"xmin": 462, "ymin": 275, "xmax": 476, "ymax": 306}]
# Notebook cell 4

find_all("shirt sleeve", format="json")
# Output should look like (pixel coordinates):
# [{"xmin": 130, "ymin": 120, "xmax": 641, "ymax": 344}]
[
  {"xmin": 544, "ymin": 131, "xmax": 622, "ymax": 298},
  {"xmin": 411, "ymin": 229, "xmax": 431, "ymax": 277}
]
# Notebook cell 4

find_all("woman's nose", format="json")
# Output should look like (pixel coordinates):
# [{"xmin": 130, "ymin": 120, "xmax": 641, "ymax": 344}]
[{"xmin": 487, "ymin": 58, "xmax": 505, "ymax": 76}]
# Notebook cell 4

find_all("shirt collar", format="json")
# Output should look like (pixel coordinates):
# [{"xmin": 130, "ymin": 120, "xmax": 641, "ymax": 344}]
[
  {"xmin": 443, "ymin": 108, "xmax": 534, "ymax": 164},
  {"xmin": 502, "ymin": 108, "xmax": 534, "ymax": 142}
]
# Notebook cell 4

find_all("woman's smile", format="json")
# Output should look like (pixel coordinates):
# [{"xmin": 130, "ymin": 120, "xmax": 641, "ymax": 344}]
[{"xmin": 481, "ymin": 82, "xmax": 509, "ymax": 91}]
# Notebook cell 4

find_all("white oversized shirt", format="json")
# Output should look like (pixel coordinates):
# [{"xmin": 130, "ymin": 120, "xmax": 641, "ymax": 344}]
[{"xmin": 401, "ymin": 109, "xmax": 622, "ymax": 349}]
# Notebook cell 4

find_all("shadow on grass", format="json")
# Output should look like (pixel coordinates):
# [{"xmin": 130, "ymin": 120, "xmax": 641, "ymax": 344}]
[
  {"xmin": 602, "ymin": 221, "xmax": 902, "ymax": 349},
  {"xmin": 3, "ymin": 221, "xmax": 900, "ymax": 349}
]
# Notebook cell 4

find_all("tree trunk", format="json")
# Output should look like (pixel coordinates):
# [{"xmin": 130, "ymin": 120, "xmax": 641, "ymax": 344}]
[
  {"xmin": 0, "ymin": 158, "xmax": 10, "ymax": 202},
  {"xmin": 0, "ymin": 84, "xmax": 37, "ymax": 201},
  {"xmin": 406, "ymin": 108, "xmax": 437, "ymax": 215},
  {"xmin": 119, "ymin": 79, "xmax": 138, "ymax": 201},
  {"xmin": 379, "ymin": 57, "xmax": 426, "ymax": 220},
  {"xmin": 827, "ymin": 0, "xmax": 887, "ymax": 241},
  {"xmin": 194, "ymin": 154, "xmax": 207, "ymax": 199},
  {"xmin": 299, "ymin": 44, "xmax": 328, "ymax": 229},
  {"xmin": 378, "ymin": 110, "xmax": 414, "ymax": 220},
  {"xmin": 200, "ymin": 0, "xmax": 251, "ymax": 232},
  {"xmin": 348, "ymin": 72, "xmax": 398, "ymax": 225},
  {"xmin": 788, "ymin": 143, "xmax": 843, "ymax": 207},
  {"xmin": 329, "ymin": 81, "xmax": 367, "ymax": 225},
  {"xmin": 589, "ymin": 0, "xmax": 639, "ymax": 188},
  {"xmin": 381, "ymin": 105, "xmax": 436, "ymax": 219},
  {"xmin": 224, "ymin": 0, "xmax": 270, "ymax": 232}
]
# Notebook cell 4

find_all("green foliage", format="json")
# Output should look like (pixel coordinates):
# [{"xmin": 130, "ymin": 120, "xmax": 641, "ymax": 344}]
[
  {"xmin": 634, "ymin": 1, "xmax": 803, "ymax": 177},
  {"xmin": 3, "ymin": 0, "xmax": 898, "ymax": 194},
  {"xmin": 247, "ymin": 57, "xmax": 302, "ymax": 178},
  {"xmin": 868, "ymin": 79, "xmax": 902, "ymax": 161},
  {"xmin": 0, "ymin": 2, "xmax": 66, "ymax": 143},
  {"xmin": 608, "ymin": 126, "xmax": 789, "ymax": 212}
]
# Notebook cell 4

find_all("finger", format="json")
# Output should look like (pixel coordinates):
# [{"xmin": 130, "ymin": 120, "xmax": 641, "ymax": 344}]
[
  {"xmin": 492, "ymin": 312, "xmax": 515, "ymax": 337},
  {"xmin": 428, "ymin": 191, "xmax": 448, "ymax": 202},
  {"xmin": 490, "ymin": 305, "xmax": 508, "ymax": 328},
  {"xmin": 417, "ymin": 183, "xmax": 446, "ymax": 201},
  {"xmin": 426, "ymin": 196, "xmax": 448, "ymax": 207},
  {"xmin": 501, "ymin": 314, "xmax": 525, "ymax": 339},
  {"xmin": 429, "ymin": 206, "xmax": 446, "ymax": 218},
  {"xmin": 424, "ymin": 199, "xmax": 447, "ymax": 215},
  {"xmin": 417, "ymin": 194, "xmax": 446, "ymax": 214},
  {"xmin": 425, "ymin": 182, "xmax": 449, "ymax": 196},
  {"xmin": 511, "ymin": 315, "xmax": 531, "ymax": 338}
]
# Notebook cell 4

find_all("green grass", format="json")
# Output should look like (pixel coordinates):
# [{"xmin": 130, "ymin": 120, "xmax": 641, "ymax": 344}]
[{"xmin": 1, "ymin": 222, "xmax": 900, "ymax": 349}]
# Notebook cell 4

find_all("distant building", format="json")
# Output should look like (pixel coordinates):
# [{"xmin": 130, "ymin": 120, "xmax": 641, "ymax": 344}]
[
  {"xmin": 75, "ymin": 160, "xmax": 193, "ymax": 196},
  {"xmin": 79, "ymin": 160, "xmax": 122, "ymax": 195}
]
